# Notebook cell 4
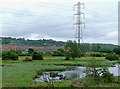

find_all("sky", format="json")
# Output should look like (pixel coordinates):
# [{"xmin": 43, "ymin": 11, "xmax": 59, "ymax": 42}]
[{"xmin": 0, "ymin": 0, "xmax": 119, "ymax": 45}]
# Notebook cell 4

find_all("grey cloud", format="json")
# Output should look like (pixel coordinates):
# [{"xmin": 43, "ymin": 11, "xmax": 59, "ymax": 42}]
[{"xmin": 1, "ymin": 1, "xmax": 118, "ymax": 45}]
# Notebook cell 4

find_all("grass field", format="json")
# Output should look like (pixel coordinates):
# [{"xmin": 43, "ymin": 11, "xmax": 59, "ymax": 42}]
[{"xmin": 1, "ymin": 56, "xmax": 120, "ymax": 87}]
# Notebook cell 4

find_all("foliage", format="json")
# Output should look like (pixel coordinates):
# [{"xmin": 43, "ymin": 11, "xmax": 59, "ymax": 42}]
[
  {"xmin": 52, "ymin": 48, "xmax": 64, "ymax": 56},
  {"xmin": 2, "ymin": 37, "xmax": 118, "ymax": 52},
  {"xmin": 105, "ymin": 52, "xmax": 118, "ymax": 61},
  {"xmin": 83, "ymin": 58, "xmax": 100, "ymax": 79},
  {"xmin": 91, "ymin": 44, "xmax": 100, "ymax": 52},
  {"xmin": 90, "ymin": 52, "xmax": 105, "ymax": 57},
  {"xmin": 64, "ymin": 51, "xmax": 71, "ymax": 60},
  {"xmin": 57, "ymin": 48, "xmax": 65, "ymax": 53},
  {"xmin": 113, "ymin": 47, "xmax": 120, "ymax": 54},
  {"xmin": 23, "ymin": 56, "xmax": 32, "ymax": 61},
  {"xmin": 2, "ymin": 37, "xmax": 65, "ymax": 46},
  {"xmin": 64, "ymin": 40, "xmax": 80, "ymax": 60},
  {"xmin": 2, "ymin": 51, "xmax": 18, "ymax": 60},
  {"xmin": 99, "ymin": 67, "xmax": 114, "ymax": 83},
  {"xmin": 44, "ymin": 51, "xmax": 52, "ymax": 56},
  {"xmin": 19, "ymin": 51, "xmax": 31, "ymax": 56},
  {"xmin": 52, "ymin": 51, "xmax": 63, "ymax": 56},
  {"xmin": 99, "ymin": 48, "xmax": 112, "ymax": 53},
  {"xmin": 32, "ymin": 52, "xmax": 43, "ymax": 60},
  {"xmin": 83, "ymin": 58, "xmax": 115, "ymax": 84},
  {"xmin": 28, "ymin": 48, "xmax": 34, "ymax": 54}
]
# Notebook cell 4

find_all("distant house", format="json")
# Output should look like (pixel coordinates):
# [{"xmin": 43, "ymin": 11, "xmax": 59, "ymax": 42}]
[
  {"xmin": 36, "ymin": 47, "xmax": 45, "ymax": 51},
  {"xmin": 1, "ymin": 45, "xmax": 65, "ymax": 52},
  {"xmin": 2, "ymin": 46, "xmax": 18, "ymax": 51},
  {"xmin": 33, "ymin": 47, "xmax": 38, "ymax": 51},
  {"xmin": 17, "ymin": 46, "xmax": 29, "ymax": 51}
]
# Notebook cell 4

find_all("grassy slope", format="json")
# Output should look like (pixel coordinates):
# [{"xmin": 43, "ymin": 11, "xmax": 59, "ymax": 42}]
[{"xmin": 2, "ymin": 56, "xmax": 119, "ymax": 87}]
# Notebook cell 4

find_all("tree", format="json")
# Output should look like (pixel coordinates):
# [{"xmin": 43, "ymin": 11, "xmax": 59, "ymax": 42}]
[
  {"xmin": 91, "ymin": 44, "xmax": 100, "ymax": 52},
  {"xmin": 2, "ymin": 51, "xmax": 18, "ymax": 60},
  {"xmin": 99, "ymin": 48, "xmax": 112, "ymax": 53},
  {"xmin": 32, "ymin": 52, "xmax": 43, "ymax": 60},
  {"xmin": 52, "ymin": 51, "xmax": 63, "ymax": 56},
  {"xmin": 64, "ymin": 40, "xmax": 80, "ymax": 60},
  {"xmin": 113, "ymin": 47, "xmax": 120, "ymax": 54},
  {"xmin": 57, "ymin": 48, "xmax": 64, "ymax": 53},
  {"xmin": 96, "ymin": 44, "xmax": 100, "ymax": 51},
  {"xmin": 64, "ymin": 51, "xmax": 71, "ymax": 60},
  {"xmin": 28, "ymin": 48, "xmax": 34, "ymax": 54},
  {"xmin": 105, "ymin": 52, "xmax": 118, "ymax": 61}
]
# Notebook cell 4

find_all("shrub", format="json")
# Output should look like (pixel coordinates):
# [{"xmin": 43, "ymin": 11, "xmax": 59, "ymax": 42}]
[
  {"xmin": 2, "ymin": 51, "xmax": 18, "ymax": 60},
  {"xmin": 23, "ymin": 56, "xmax": 32, "ymax": 62},
  {"xmin": 28, "ymin": 48, "xmax": 34, "ymax": 54},
  {"xmin": 57, "ymin": 48, "xmax": 65, "ymax": 53},
  {"xmin": 44, "ymin": 51, "xmax": 52, "ymax": 56},
  {"xmin": 80, "ymin": 52, "xmax": 85, "ymax": 57},
  {"xmin": 52, "ymin": 51, "xmax": 63, "ymax": 56},
  {"xmin": 19, "ymin": 51, "xmax": 31, "ymax": 56},
  {"xmin": 99, "ymin": 48, "xmax": 112, "ymax": 53},
  {"xmin": 113, "ymin": 47, "xmax": 120, "ymax": 54},
  {"xmin": 100, "ymin": 68, "xmax": 114, "ymax": 83},
  {"xmin": 9, "ymin": 53, "xmax": 18, "ymax": 60},
  {"xmin": 32, "ymin": 52, "xmax": 43, "ymax": 60},
  {"xmin": 64, "ymin": 51, "xmax": 71, "ymax": 60},
  {"xmin": 90, "ymin": 53, "xmax": 105, "ymax": 57},
  {"xmin": 105, "ymin": 52, "xmax": 118, "ymax": 61}
]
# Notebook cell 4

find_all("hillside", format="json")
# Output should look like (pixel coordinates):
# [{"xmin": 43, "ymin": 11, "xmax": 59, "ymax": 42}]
[
  {"xmin": 1, "ymin": 37, "xmax": 65, "ymax": 47},
  {"xmin": 0, "ymin": 37, "xmax": 118, "ymax": 50}
]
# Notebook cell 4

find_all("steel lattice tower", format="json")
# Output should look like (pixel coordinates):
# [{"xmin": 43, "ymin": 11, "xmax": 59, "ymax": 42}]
[{"xmin": 73, "ymin": 2, "xmax": 85, "ymax": 47}]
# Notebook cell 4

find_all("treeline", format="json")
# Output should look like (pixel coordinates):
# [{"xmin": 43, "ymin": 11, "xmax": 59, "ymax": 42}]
[
  {"xmin": 1, "ymin": 37, "xmax": 65, "ymax": 46},
  {"xmin": 1, "ymin": 37, "xmax": 118, "ymax": 50},
  {"xmin": 2, "ymin": 41, "xmax": 120, "ymax": 61},
  {"xmin": 77, "ymin": 43, "xmax": 118, "ymax": 52}
]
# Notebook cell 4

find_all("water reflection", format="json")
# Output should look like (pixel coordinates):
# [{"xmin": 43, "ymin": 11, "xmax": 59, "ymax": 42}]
[
  {"xmin": 35, "ymin": 64, "xmax": 119, "ymax": 82},
  {"xmin": 59, "ymin": 67, "xmax": 86, "ymax": 79},
  {"xmin": 108, "ymin": 63, "xmax": 120, "ymax": 76}
]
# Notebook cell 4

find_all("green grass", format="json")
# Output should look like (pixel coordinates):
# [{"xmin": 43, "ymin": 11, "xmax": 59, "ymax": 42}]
[
  {"xmin": 2, "ymin": 63, "xmax": 70, "ymax": 87},
  {"xmin": 2, "ymin": 56, "xmax": 119, "ymax": 87}
]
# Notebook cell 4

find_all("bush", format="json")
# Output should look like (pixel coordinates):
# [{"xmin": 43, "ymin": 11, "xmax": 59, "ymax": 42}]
[
  {"xmin": 99, "ymin": 48, "xmax": 112, "ymax": 53},
  {"xmin": 57, "ymin": 48, "xmax": 64, "ymax": 53},
  {"xmin": 105, "ymin": 52, "xmax": 118, "ymax": 61},
  {"xmin": 44, "ymin": 51, "xmax": 52, "ymax": 56},
  {"xmin": 9, "ymin": 53, "xmax": 18, "ymax": 60},
  {"xmin": 52, "ymin": 51, "xmax": 63, "ymax": 56},
  {"xmin": 80, "ymin": 52, "xmax": 85, "ymax": 57},
  {"xmin": 19, "ymin": 51, "xmax": 31, "ymax": 56},
  {"xmin": 2, "ymin": 51, "xmax": 18, "ymax": 60},
  {"xmin": 23, "ymin": 56, "xmax": 32, "ymax": 62},
  {"xmin": 32, "ymin": 52, "xmax": 43, "ymax": 60},
  {"xmin": 64, "ymin": 51, "xmax": 71, "ymax": 60},
  {"xmin": 90, "ymin": 53, "xmax": 105, "ymax": 57},
  {"xmin": 100, "ymin": 68, "xmax": 114, "ymax": 83},
  {"xmin": 28, "ymin": 48, "xmax": 34, "ymax": 54},
  {"xmin": 113, "ymin": 47, "xmax": 120, "ymax": 54}
]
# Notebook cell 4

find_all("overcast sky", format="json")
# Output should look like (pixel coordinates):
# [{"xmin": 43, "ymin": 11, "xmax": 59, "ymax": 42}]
[{"xmin": 0, "ymin": 0, "xmax": 119, "ymax": 45}]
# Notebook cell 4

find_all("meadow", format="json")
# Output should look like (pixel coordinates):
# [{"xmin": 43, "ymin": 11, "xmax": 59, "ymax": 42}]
[{"xmin": 2, "ymin": 56, "xmax": 120, "ymax": 87}]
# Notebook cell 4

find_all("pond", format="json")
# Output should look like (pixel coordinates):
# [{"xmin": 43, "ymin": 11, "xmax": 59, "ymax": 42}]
[{"xmin": 34, "ymin": 64, "xmax": 120, "ymax": 82}]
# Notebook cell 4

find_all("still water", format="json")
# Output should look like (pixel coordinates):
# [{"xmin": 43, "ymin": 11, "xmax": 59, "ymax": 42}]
[{"xmin": 35, "ymin": 64, "xmax": 120, "ymax": 82}]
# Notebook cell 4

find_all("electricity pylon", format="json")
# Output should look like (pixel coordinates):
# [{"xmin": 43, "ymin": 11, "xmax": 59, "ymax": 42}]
[{"xmin": 73, "ymin": 2, "xmax": 85, "ymax": 48}]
